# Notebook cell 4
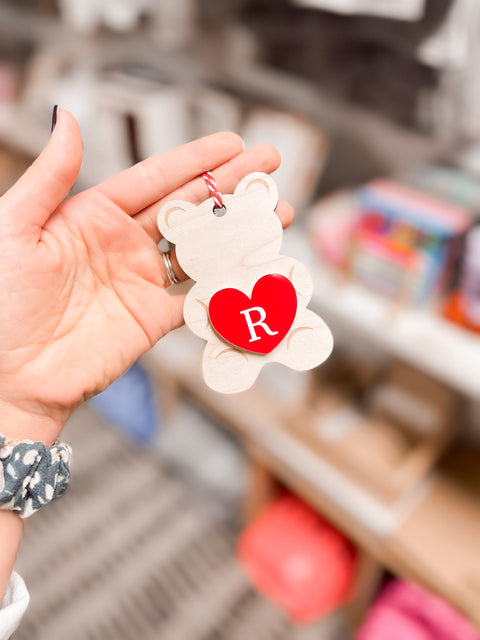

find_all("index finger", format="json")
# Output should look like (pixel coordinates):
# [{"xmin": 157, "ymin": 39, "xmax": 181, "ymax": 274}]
[{"xmin": 91, "ymin": 132, "xmax": 244, "ymax": 215}]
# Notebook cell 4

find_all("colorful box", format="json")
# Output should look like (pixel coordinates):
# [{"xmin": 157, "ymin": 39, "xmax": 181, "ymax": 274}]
[{"xmin": 351, "ymin": 179, "xmax": 472, "ymax": 305}]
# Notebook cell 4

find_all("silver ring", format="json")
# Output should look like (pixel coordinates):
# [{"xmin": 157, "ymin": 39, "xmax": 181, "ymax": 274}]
[{"xmin": 162, "ymin": 250, "xmax": 179, "ymax": 285}]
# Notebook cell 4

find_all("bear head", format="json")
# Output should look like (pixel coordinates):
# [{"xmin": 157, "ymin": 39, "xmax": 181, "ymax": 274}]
[{"xmin": 157, "ymin": 172, "xmax": 283, "ymax": 282}]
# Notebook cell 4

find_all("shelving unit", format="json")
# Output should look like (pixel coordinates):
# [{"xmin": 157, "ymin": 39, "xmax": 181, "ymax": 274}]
[
  {"xmin": 141, "ymin": 218, "xmax": 480, "ymax": 629},
  {"xmin": 2, "ymin": 2, "xmax": 480, "ymax": 631},
  {"xmin": 0, "ymin": 4, "xmax": 448, "ymax": 188},
  {"xmin": 284, "ymin": 226, "xmax": 480, "ymax": 400},
  {"xmin": 141, "ymin": 325, "xmax": 480, "ymax": 627}
]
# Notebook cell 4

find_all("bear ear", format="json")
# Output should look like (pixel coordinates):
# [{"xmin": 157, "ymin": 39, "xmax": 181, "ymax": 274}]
[
  {"xmin": 234, "ymin": 172, "xmax": 278, "ymax": 208},
  {"xmin": 157, "ymin": 200, "xmax": 199, "ymax": 243}
]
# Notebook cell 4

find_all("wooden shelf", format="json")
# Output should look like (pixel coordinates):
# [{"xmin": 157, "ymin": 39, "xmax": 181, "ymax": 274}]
[
  {"xmin": 388, "ymin": 476, "xmax": 480, "ymax": 622},
  {"xmin": 141, "ymin": 327, "xmax": 480, "ymax": 627}
]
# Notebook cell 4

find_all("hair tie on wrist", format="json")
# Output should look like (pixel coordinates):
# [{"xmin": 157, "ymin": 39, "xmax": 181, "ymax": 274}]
[{"xmin": 0, "ymin": 434, "xmax": 72, "ymax": 518}]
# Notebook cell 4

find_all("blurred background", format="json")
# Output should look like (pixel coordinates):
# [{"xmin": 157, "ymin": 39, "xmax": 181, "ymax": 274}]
[{"xmin": 2, "ymin": 0, "xmax": 480, "ymax": 638}]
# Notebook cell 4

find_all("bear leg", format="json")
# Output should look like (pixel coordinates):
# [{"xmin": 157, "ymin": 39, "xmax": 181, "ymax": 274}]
[{"xmin": 202, "ymin": 341, "xmax": 263, "ymax": 393}]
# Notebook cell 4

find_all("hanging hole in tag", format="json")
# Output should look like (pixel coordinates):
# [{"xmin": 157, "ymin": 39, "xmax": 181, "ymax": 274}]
[{"xmin": 213, "ymin": 204, "xmax": 227, "ymax": 217}]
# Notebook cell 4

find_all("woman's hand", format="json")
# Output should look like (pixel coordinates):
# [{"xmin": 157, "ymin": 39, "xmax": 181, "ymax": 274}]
[{"xmin": 0, "ymin": 109, "xmax": 293, "ymax": 444}]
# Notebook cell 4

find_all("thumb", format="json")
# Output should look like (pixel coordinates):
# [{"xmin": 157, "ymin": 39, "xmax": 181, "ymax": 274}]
[{"xmin": 1, "ymin": 108, "xmax": 83, "ymax": 237}]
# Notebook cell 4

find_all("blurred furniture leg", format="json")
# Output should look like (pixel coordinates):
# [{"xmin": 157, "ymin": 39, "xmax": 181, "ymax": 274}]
[
  {"xmin": 342, "ymin": 550, "xmax": 384, "ymax": 628},
  {"xmin": 243, "ymin": 453, "xmax": 277, "ymax": 524},
  {"xmin": 157, "ymin": 370, "xmax": 182, "ymax": 419}
]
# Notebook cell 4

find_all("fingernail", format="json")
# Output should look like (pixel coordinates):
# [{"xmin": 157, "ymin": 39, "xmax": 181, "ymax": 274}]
[{"xmin": 51, "ymin": 105, "xmax": 58, "ymax": 132}]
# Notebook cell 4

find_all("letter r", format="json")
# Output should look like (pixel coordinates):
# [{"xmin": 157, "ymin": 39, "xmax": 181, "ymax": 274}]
[{"xmin": 240, "ymin": 306, "xmax": 279, "ymax": 342}]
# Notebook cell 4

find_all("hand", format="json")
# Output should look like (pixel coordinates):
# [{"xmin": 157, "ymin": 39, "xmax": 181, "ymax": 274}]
[{"xmin": 0, "ymin": 109, "xmax": 293, "ymax": 444}]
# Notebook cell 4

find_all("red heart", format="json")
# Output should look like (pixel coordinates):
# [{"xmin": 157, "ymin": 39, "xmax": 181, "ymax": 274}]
[{"xmin": 208, "ymin": 274, "xmax": 297, "ymax": 354}]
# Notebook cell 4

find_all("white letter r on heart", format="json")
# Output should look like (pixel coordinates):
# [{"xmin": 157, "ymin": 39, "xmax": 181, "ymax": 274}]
[{"xmin": 240, "ymin": 306, "xmax": 279, "ymax": 343}]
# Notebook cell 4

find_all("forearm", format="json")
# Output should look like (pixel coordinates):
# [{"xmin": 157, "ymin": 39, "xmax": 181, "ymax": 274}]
[
  {"xmin": 0, "ymin": 403, "xmax": 63, "ymax": 603},
  {"xmin": 0, "ymin": 512, "xmax": 23, "ymax": 603}
]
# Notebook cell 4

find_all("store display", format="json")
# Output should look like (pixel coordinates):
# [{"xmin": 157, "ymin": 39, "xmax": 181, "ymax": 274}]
[
  {"xmin": 350, "ymin": 179, "xmax": 472, "ymax": 304},
  {"xmin": 157, "ymin": 171, "xmax": 333, "ymax": 393},
  {"xmin": 309, "ymin": 177, "xmax": 475, "ymax": 316}
]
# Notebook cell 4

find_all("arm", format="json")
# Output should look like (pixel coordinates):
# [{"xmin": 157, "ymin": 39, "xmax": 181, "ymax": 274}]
[
  {"xmin": 0, "ymin": 513, "xmax": 23, "ymax": 604},
  {"xmin": 0, "ymin": 109, "xmax": 292, "ymax": 614}
]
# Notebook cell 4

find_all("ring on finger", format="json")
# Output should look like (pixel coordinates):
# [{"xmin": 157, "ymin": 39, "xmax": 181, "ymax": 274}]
[{"xmin": 162, "ymin": 250, "xmax": 180, "ymax": 286}]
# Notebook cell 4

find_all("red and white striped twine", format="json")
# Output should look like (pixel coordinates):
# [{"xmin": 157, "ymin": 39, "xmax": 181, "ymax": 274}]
[{"xmin": 202, "ymin": 171, "xmax": 224, "ymax": 209}]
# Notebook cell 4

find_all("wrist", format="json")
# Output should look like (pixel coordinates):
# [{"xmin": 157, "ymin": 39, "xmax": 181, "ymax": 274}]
[
  {"xmin": 0, "ymin": 511, "xmax": 23, "ymax": 603},
  {"xmin": 0, "ymin": 399, "xmax": 64, "ymax": 445}
]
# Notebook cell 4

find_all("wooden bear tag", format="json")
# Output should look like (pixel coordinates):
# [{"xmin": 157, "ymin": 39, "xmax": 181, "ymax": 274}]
[{"xmin": 157, "ymin": 172, "xmax": 333, "ymax": 393}]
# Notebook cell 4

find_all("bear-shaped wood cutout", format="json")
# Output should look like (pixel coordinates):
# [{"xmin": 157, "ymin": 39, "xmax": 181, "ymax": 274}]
[{"xmin": 157, "ymin": 172, "xmax": 333, "ymax": 393}]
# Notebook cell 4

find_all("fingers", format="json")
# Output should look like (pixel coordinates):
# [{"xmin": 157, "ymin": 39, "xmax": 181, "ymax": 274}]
[
  {"xmin": 161, "ymin": 142, "xmax": 282, "ymax": 210},
  {"xmin": 275, "ymin": 200, "xmax": 294, "ymax": 228},
  {"xmin": 135, "ymin": 143, "xmax": 290, "ymax": 242},
  {"xmin": 92, "ymin": 132, "xmax": 244, "ymax": 215},
  {"xmin": 0, "ymin": 109, "xmax": 82, "ymax": 238}
]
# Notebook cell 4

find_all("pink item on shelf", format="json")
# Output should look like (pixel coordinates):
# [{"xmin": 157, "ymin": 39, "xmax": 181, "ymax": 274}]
[
  {"xmin": 355, "ymin": 580, "xmax": 480, "ymax": 640},
  {"xmin": 356, "ymin": 606, "xmax": 432, "ymax": 640},
  {"xmin": 309, "ymin": 191, "xmax": 360, "ymax": 268}
]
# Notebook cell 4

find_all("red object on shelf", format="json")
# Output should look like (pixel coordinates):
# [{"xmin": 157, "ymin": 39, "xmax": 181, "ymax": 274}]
[{"xmin": 237, "ymin": 493, "xmax": 356, "ymax": 622}]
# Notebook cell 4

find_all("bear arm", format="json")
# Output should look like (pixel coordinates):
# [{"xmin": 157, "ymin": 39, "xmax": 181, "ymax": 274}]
[
  {"xmin": 183, "ymin": 286, "xmax": 214, "ymax": 340},
  {"xmin": 280, "ymin": 258, "xmax": 314, "ymax": 300}
]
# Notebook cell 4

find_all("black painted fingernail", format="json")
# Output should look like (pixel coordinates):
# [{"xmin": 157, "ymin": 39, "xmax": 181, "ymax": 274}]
[{"xmin": 51, "ymin": 105, "xmax": 58, "ymax": 132}]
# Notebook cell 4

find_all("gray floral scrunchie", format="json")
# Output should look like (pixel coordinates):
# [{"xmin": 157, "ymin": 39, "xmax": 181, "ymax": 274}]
[{"xmin": 0, "ymin": 434, "xmax": 72, "ymax": 518}]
